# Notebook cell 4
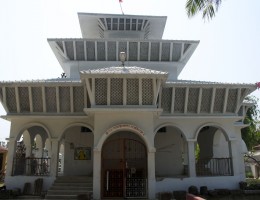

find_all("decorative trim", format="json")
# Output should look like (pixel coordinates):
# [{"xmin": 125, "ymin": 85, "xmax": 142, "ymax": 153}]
[{"xmin": 105, "ymin": 124, "xmax": 144, "ymax": 136}]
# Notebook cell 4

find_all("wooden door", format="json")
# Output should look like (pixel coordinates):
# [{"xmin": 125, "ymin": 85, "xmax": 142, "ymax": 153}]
[{"xmin": 102, "ymin": 138, "xmax": 147, "ymax": 198}]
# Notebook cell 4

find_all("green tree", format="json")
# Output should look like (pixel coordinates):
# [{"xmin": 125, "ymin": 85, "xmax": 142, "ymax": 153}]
[
  {"xmin": 186, "ymin": 0, "xmax": 222, "ymax": 20},
  {"xmin": 241, "ymin": 96, "xmax": 260, "ymax": 151}
]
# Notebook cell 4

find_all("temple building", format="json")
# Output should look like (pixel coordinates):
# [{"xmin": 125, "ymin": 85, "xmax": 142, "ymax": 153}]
[{"xmin": 0, "ymin": 13, "xmax": 257, "ymax": 199}]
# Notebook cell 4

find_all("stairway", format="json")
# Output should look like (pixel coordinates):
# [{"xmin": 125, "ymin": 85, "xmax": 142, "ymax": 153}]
[{"xmin": 45, "ymin": 176, "xmax": 93, "ymax": 199}]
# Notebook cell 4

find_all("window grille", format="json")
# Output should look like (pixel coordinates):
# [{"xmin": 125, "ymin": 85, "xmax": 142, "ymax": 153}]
[
  {"xmin": 127, "ymin": 79, "xmax": 139, "ymax": 105},
  {"xmin": 161, "ymin": 43, "xmax": 170, "ymax": 61},
  {"xmin": 188, "ymin": 88, "xmax": 199, "ymax": 113},
  {"xmin": 97, "ymin": 42, "xmax": 106, "ymax": 61},
  {"xmin": 59, "ymin": 87, "xmax": 70, "ymax": 112},
  {"xmin": 65, "ymin": 41, "xmax": 73, "ymax": 60},
  {"xmin": 111, "ymin": 78, "xmax": 123, "ymax": 105},
  {"xmin": 6, "ymin": 87, "xmax": 16, "ymax": 113},
  {"xmin": 76, "ymin": 41, "xmax": 84, "ymax": 60},
  {"xmin": 142, "ymin": 79, "xmax": 153, "ymax": 105},
  {"xmin": 107, "ymin": 42, "xmax": 116, "ymax": 61},
  {"xmin": 214, "ymin": 88, "xmax": 225, "ymax": 112},
  {"xmin": 174, "ymin": 88, "xmax": 185, "ymax": 112},
  {"xmin": 86, "ymin": 41, "xmax": 95, "ymax": 61},
  {"xmin": 150, "ymin": 42, "xmax": 159, "ymax": 61},
  {"xmin": 171, "ymin": 43, "xmax": 182, "ymax": 61},
  {"xmin": 95, "ymin": 78, "xmax": 107, "ymax": 105},
  {"xmin": 73, "ymin": 86, "xmax": 85, "ymax": 112},
  {"xmin": 161, "ymin": 87, "xmax": 172, "ymax": 113},
  {"xmin": 201, "ymin": 88, "xmax": 212, "ymax": 113},
  {"xmin": 45, "ymin": 87, "xmax": 57, "ymax": 112},
  {"xmin": 140, "ymin": 42, "xmax": 149, "ymax": 61},
  {"xmin": 129, "ymin": 42, "xmax": 138, "ymax": 61},
  {"xmin": 31, "ymin": 87, "xmax": 43, "ymax": 112},
  {"xmin": 226, "ymin": 89, "xmax": 237, "ymax": 113},
  {"xmin": 19, "ymin": 87, "xmax": 30, "ymax": 112}
]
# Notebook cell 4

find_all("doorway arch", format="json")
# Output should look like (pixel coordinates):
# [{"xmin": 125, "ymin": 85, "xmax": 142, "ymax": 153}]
[{"xmin": 101, "ymin": 131, "xmax": 147, "ymax": 199}]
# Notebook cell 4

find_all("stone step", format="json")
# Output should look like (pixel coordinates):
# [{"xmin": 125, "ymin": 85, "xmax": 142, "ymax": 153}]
[
  {"xmin": 45, "ymin": 176, "xmax": 93, "ymax": 200},
  {"xmin": 45, "ymin": 194, "xmax": 78, "ymax": 199},
  {"xmin": 47, "ymin": 189, "xmax": 92, "ymax": 195},
  {"xmin": 52, "ymin": 182, "xmax": 92, "ymax": 186},
  {"xmin": 50, "ymin": 185, "xmax": 92, "ymax": 190}
]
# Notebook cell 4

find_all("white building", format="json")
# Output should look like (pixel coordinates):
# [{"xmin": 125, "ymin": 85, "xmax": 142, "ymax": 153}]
[{"xmin": 0, "ymin": 13, "xmax": 257, "ymax": 199}]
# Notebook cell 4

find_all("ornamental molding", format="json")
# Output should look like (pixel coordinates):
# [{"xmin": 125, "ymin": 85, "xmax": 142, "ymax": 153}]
[{"xmin": 105, "ymin": 124, "xmax": 144, "ymax": 136}]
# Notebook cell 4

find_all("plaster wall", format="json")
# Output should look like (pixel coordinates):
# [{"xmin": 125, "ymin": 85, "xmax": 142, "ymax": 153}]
[
  {"xmin": 155, "ymin": 126, "xmax": 185, "ymax": 176},
  {"xmin": 93, "ymin": 111, "xmax": 155, "ymax": 148},
  {"xmin": 63, "ymin": 126, "xmax": 93, "ymax": 176}
]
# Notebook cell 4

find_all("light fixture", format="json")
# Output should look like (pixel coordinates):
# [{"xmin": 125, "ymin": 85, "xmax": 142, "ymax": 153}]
[{"xmin": 119, "ymin": 51, "xmax": 126, "ymax": 66}]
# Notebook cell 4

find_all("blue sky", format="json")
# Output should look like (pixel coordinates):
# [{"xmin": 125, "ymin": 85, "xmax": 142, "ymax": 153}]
[{"xmin": 0, "ymin": 0, "xmax": 259, "ymax": 141}]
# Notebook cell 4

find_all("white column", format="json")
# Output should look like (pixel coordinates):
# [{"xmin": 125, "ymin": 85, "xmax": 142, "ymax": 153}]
[
  {"xmin": 93, "ymin": 148, "xmax": 101, "ymax": 200},
  {"xmin": 6, "ymin": 138, "xmax": 16, "ymax": 176},
  {"xmin": 187, "ymin": 140, "xmax": 196, "ymax": 177},
  {"xmin": 50, "ymin": 138, "xmax": 59, "ymax": 177},
  {"xmin": 147, "ymin": 148, "xmax": 156, "ymax": 200},
  {"xmin": 230, "ymin": 139, "xmax": 240, "ymax": 176}
]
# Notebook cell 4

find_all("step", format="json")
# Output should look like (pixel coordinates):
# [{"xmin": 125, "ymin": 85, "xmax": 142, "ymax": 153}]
[
  {"xmin": 45, "ymin": 176, "xmax": 93, "ymax": 200},
  {"xmin": 50, "ymin": 185, "xmax": 92, "ymax": 190},
  {"xmin": 47, "ymin": 189, "xmax": 92, "ymax": 195}
]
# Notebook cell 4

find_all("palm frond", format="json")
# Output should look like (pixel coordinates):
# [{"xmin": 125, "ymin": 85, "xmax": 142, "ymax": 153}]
[
  {"xmin": 186, "ymin": 0, "xmax": 205, "ymax": 18},
  {"xmin": 186, "ymin": 0, "xmax": 222, "ymax": 20}
]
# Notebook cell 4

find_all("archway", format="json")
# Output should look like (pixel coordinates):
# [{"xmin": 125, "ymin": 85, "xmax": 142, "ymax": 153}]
[
  {"xmin": 196, "ymin": 125, "xmax": 233, "ymax": 176},
  {"xmin": 154, "ymin": 125, "xmax": 188, "ymax": 177},
  {"xmin": 59, "ymin": 125, "xmax": 94, "ymax": 176},
  {"xmin": 101, "ymin": 131, "xmax": 147, "ymax": 199}
]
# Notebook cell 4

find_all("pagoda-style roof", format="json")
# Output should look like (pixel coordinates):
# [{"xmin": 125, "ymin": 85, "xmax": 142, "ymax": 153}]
[
  {"xmin": 48, "ymin": 38, "xmax": 199, "ymax": 80},
  {"xmin": 78, "ymin": 13, "xmax": 167, "ymax": 39}
]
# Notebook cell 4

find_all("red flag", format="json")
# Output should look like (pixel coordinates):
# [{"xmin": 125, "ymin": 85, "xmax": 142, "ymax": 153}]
[
  {"xmin": 119, "ymin": 0, "xmax": 123, "ymax": 2},
  {"xmin": 256, "ymin": 82, "xmax": 260, "ymax": 89}
]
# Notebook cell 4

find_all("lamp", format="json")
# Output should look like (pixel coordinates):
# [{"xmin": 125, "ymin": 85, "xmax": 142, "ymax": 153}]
[{"xmin": 119, "ymin": 52, "xmax": 126, "ymax": 66}]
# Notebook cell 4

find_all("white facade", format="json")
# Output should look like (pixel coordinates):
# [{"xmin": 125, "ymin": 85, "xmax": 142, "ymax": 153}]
[{"xmin": 0, "ymin": 13, "xmax": 257, "ymax": 199}]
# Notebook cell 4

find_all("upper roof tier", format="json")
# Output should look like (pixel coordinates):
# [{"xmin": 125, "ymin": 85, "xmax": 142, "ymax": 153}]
[{"xmin": 78, "ymin": 13, "xmax": 167, "ymax": 39}]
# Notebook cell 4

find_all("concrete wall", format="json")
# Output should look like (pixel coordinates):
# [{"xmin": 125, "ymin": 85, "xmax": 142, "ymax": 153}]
[
  {"xmin": 63, "ymin": 126, "xmax": 94, "ymax": 176},
  {"xmin": 155, "ymin": 126, "xmax": 186, "ymax": 176}
]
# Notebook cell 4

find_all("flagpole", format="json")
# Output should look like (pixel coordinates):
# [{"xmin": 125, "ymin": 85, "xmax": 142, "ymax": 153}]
[{"xmin": 119, "ymin": 0, "xmax": 124, "ymax": 15}]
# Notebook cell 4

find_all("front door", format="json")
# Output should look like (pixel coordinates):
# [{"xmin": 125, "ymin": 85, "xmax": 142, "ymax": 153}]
[{"xmin": 102, "ymin": 138, "xmax": 147, "ymax": 198}]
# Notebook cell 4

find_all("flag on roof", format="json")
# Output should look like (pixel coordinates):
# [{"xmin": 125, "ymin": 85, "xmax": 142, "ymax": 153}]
[{"xmin": 256, "ymin": 82, "xmax": 260, "ymax": 89}]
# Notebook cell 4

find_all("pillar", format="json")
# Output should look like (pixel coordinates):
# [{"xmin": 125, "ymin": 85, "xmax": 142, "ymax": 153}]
[
  {"xmin": 230, "ymin": 139, "xmax": 240, "ymax": 176},
  {"xmin": 187, "ymin": 140, "xmax": 196, "ymax": 177},
  {"xmin": 5, "ymin": 137, "xmax": 16, "ymax": 176},
  {"xmin": 50, "ymin": 138, "xmax": 59, "ymax": 177},
  {"xmin": 93, "ymin": 148, "xmax": 101, "ymax": 200},
  {"xmin": 147, "ymin": 148, "xmax": 156, "ymax": 200}
]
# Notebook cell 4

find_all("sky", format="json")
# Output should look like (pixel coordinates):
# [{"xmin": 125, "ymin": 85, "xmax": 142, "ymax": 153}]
[{"xmin": 0, "ymin": 0, "xmax": 259, "ymax": 142}]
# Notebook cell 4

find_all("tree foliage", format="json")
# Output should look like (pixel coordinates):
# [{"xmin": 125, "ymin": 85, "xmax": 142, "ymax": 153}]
[
  {"xmin": 186, "ymin": 0, "xmax": 222, "ymax": 20},
  {"xmin": 241, "ymin": 96, "xmax": 260, "ymax": 151}
]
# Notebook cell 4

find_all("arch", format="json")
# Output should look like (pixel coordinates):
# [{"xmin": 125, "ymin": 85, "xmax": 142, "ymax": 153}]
[
  {"xmin": 194, "ymin": 122, "xmax": 230, "ymax": 141},
  {"xmin": 58, "ymin": 122, "xmax": 94, "ymax": 141},
  {"xmin": 15, "ymin": 122, "xmax": 51, "ymax": 141},
  {"xmin": 154, "ymin": 123, "xmax": 188, "ymax": 177},
  {"xmin": 96, "ymin": 124, "xmax": 152, "ymax": 152},
  {"xmin": 154, "ymin": 123, "xmax": 187, "ymax": 140}
]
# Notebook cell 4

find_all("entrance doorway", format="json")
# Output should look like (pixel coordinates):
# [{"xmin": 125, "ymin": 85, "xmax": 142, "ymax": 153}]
[{"xmin": 102, "ymin": 133, "xmax": 147, "ymax": 198}]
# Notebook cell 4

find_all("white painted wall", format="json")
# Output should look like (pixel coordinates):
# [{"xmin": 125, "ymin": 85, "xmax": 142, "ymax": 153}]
[
  {"xmin": 155, "ymin": 126, "xmax": 186, "ymax": 176},
  {"xmin": 63, "ymin": 126, "xmax": 94, "ymax": 176}
]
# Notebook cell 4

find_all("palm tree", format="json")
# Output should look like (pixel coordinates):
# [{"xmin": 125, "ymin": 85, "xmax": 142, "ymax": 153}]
[{"xmin": 186, "ymin": 0, "xmax": 222, "ymax": 20}]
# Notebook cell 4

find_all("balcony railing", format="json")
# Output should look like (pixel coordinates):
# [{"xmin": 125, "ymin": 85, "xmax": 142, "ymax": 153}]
[
  {"xmin": 12, "ymin": 157, "xmax": 50, "ymax": 176},
  {"xmin": 196, "ymin": 158, "xmax": 233, "ymax": 176}
]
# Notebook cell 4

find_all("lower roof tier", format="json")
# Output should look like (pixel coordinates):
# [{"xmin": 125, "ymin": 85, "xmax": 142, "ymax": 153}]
[{"xmin": 0, "ymin": 79, "xmax": 256, "ymax": 118}]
